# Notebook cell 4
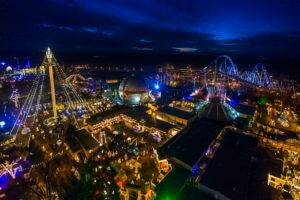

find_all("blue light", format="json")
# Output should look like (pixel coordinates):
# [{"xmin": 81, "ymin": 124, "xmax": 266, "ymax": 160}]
[
  {"xmin": 230, "ymin": 99, "xmax": 238, "ymax": 107},
  {"xmin": 154, "ymin": 83, "xmax": 160, "ymax": 90},
  {"xmin": 0, "ymin": 173, "xmax": 10, "ymax": 189},
  {"xmin": 15, "ymin": 169, "xmax": 22, "ymax": 177},
  {"xmin": 134, "ymin": 96, "xmax": 140, "ymax": 103},
  {"xmin": 185, "ymin": 95, "xmax": 192, "ymax": 100},
  {"xmin": 192, "ymin": 165, "xmax": 199, "ymax": 175},
  {"xmin": 0, "ymin": 121, "xmax": 5, "ymax": 128},
  {"xmin": 26, "ymin": 59, "xmax": 31, "ymax": 68}
]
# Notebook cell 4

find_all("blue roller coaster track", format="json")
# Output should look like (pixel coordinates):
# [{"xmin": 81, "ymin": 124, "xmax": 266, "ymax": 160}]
[{"xmin": 209, "ymin": 55, "xmax": 273, "ymax": 88}]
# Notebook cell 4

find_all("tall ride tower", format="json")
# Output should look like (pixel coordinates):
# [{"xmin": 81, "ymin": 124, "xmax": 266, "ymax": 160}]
[{"xmin": 46, "ymin": 48, "xmax": 57, "ymax": 118}]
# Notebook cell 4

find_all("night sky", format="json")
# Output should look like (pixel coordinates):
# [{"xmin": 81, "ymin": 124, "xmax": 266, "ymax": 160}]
[{"xmin": 1, "ymin": 0, "xmax": 300, "ymax": 65}]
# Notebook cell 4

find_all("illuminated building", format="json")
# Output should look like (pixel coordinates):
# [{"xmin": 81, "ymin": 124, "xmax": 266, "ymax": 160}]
[
  {"xmin": 198, "ymin": 97, "xmax": 238, "ymax": 121},
  {"xmin": 65, "ymin": 74, "xmax": 86, "ymax": 85},
  {"xmin": 155, "ymin": 119, "xmax": 225, "ymax": 199},
  {"xmin": 155, "ymin": 106, "xmax": 196, "ymax": 126},
  {"xmin": 121, "ymin": 108, "xmax": 180, "ymax": 137},
  {"xmin": 194, "ymin": 86, "xmax": 239, "ymax": 121},
  {"xmin": 230, "ymin": 103, "xmax": 255, "ymax": 119},
  {"xmin": 106, "ymin": 79, "xmax": 119, "ymax": 84},
  {"xmin": 268, "ymin": 174, "xmax": 286, "ymax": 189},
  {"xmin": 65, "ymin": 126, "xmax": 100, "ymax": 162},
  {"xmin": 119, "ymin": 184, "xmax": 155, "ymax": 200},
  {"xmin": 158, "ymin": 65, "xmax": 204, "ymax": 87},
  {"xmin": 118, "ymin": 77, "xmax": 150, "ymax": 106},
  {"xmin": 65, "ymin": 74, "xmax": 96, "ymax": 94},
  {"xmin": 156, "ymin": 122, "xmax": 264, "ymax": 200},
  {"xmin": 231, "ymin": 103, "xmax": 255, "ymax": 129},
  {"xmin": 86, "ymin": 106, "xmax": 179, "ymax": 137},
  {"xmin": 169, "ymin": 100, "xmax": 196, "ymax": 112},
  {"xmin": 86, "ymin": 106, "xmax": 128, "ymax": 130},
  {"xmin": 21, "ymin": 66, "xmax": 45, "ymax": 75}
]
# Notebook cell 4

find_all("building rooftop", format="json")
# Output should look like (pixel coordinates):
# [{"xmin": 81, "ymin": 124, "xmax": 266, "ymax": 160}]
[
  {"xmin": 155, "ymin": 165, "xmax": 191, "ymax": 199},
  {"xmin": 124, "ymin": 107, "xmax": 176, "ymax": 132},
  {"xmin": 200, "ymin": 132, "xmax": 258, "ymax": 200},
  {"xmin": 65, "ymin": 125, "xmax": 82, "ymax": 153},
  {"xmin": 199, "ymin": 99, "xmax": 234, "ymax": 121},
  {"xmin": 177, "ymin": 184, "xmax": 228, "ymax": 200},
  {"xmin": 247, "ymin": 145, "xmax": 283, "ymax": 199},
  {"xmin": 86, "ymin": 106, "xmax": 128, "ymax": 125},
  {"xmin": 119, "ymin": 77, "xmax": 148, "ymax": 93},
  {"xmin": 65, "ymin": 125, "xmax": 99, "ymax": 152},
  {"xmin": 159, "ymin": 119, "xmax": 224, "ymax": 166},
  {"xmin": 65, "ymin": 136, "xmax": 82, "ymax": 153},
  {"xmin": 158, "ymin": 106, "xmax": 195, "ymax": 120},
  {"xmin": 157, "ymin": 125, "xmax": 280, "ymax": 200},
  {"xmin": 157, "ymin": 130, "xmax": 263, "ymax": 200},
  {"xmin": 75, "ymin": 128, "xmax": 99, "ymax": 151},
  {"xmin": 205, "ymin": 102, "xmax": 230, "ymax": 121}
]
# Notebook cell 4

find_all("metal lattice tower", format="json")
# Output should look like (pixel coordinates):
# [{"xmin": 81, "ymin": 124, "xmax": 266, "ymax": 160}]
[{"xmin": 45, "ymin": 47, "xmax": 58, "ymax": 118}]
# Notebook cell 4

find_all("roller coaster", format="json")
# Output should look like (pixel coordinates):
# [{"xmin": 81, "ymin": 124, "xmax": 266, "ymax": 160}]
[
  {"xmin": 158, "ymin": 55, "xmax": 273, "ymax": 88},
  {"xmin": 208, "ymin": 55, "xmax": 273, "ymax": 88}
]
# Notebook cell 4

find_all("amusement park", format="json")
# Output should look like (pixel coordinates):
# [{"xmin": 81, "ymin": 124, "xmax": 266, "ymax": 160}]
[
  {"xmin": 0, "ymin": 46, "xmax": 299, "ymax": 200},
  {"xmin": 2, "ymin": 0, "xmax": 300, "ymax": 198}
]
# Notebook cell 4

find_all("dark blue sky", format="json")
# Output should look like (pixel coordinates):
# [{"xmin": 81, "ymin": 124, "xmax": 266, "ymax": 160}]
[{"xmin": 1, "ymin": 0, "xmax": 300, "ymax": 59}]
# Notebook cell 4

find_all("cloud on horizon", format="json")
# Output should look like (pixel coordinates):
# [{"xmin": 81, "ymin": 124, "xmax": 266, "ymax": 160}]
[{"xmin": 1, "ymin": 0, "xmax": 300, "ymax": 59}]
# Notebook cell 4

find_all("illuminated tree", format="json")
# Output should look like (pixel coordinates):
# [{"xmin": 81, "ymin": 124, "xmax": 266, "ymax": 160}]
[
  {"xmin": 64, "ymin": 157, "xmax": 120, "ymax": 200},
  {"xmin": 258, "ymin": 97, "xmax": 267, "ymax": 106},
  {"xmin": 27, "ymin": 163, "xmax": 60, "ymax": 200}
]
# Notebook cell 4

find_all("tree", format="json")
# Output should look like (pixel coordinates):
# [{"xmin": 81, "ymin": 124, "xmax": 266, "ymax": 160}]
[
  {"xmin": 27, "ymin": 161, "xmax": 61, "ymax": 200},
  {"xmin": 64, "ymin": 158, "xmax": 120, "ymax": 200}
]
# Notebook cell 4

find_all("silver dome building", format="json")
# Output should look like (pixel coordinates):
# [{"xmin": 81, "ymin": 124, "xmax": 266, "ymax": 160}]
[{"xmin": 118, "ymin": 77, "xmax": 150, "ymax": 106}]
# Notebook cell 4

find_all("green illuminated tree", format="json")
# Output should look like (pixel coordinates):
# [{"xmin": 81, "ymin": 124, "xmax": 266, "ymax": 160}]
[{"xmin": 258, "ymin": 97, "xmax": 266, "ymax": 106}]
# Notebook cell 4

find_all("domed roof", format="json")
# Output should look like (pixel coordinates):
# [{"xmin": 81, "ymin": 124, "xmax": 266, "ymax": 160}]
[
  {"xmin": 118, "ymin": 77, "xmax": 149, "ymax": 106},
  {"xmin": 119, "ymin": 77, "xmax": 148, "ymax": 94},
  {"xmin": 198, "ymin": 98, "xmax": 238, "ymax": 121}
]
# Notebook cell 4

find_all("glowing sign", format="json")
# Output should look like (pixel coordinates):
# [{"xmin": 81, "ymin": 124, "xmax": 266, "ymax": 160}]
[{"xmin": 106, "ymin": 80, "xmax": 119, "ymax": 84}]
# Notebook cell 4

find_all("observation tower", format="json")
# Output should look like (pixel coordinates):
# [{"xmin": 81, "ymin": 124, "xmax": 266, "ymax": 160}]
[{"xmin": 45, "ymin": 48, "xmax": 57, "ymax": 118}]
